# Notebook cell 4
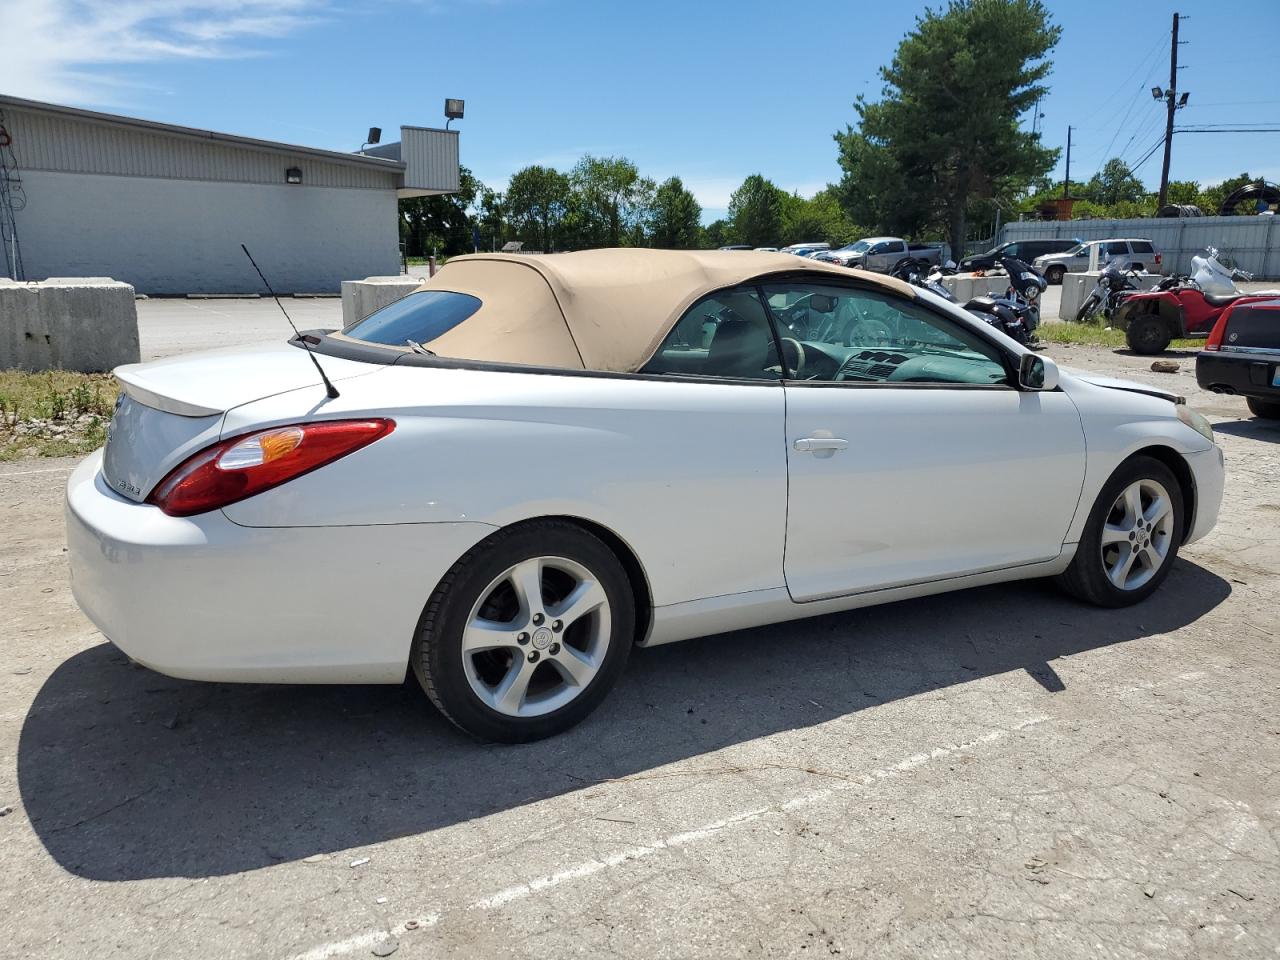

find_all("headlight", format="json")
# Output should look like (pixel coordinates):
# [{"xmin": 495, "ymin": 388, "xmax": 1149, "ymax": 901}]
[{"xmin": 1177, "ymin": 404, "xmax": 1215, "ymax": 443}]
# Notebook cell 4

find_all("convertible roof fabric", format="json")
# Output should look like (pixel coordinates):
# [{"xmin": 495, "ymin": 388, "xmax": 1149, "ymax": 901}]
[{"xmin": 413, "ymin": 248, "xmax": 916, "ymax": 373}]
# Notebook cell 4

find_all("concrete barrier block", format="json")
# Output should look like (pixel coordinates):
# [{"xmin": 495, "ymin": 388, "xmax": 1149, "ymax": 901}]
[
  {"xmin": 941, "ymin": 274, "xmax": 1013, "ymax": 302},
  {"xmin": 1059, "ymin": 272, "xmax": 1163, "ymax": 321},
  {"xmin": 0, "ymin": 278, "xmax": 140, "ymax": 372},
  {"xmin": 341, "ymin": 276, "xmax": 422, "ymax": 326}
]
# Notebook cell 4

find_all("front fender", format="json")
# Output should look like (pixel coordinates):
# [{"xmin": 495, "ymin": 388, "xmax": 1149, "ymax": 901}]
[{"xmin": 1113, "ymin": 293, "xmax": 1184, "ymax": 335}]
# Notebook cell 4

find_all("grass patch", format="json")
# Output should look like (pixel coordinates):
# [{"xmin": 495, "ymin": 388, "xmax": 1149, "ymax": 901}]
[
  {"xmin": 1037, "ymin": 322, "xmax": 1199, "ymax": 350},
  {"xmin": 0, "ymin": 370, "xmax": 119, "ymax": 462}
]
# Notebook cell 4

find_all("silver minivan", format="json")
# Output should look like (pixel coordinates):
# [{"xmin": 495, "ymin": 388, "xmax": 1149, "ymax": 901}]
[{"xmin": 1033, "ymin": 238, "xmax": 1163, "ymax": 284}]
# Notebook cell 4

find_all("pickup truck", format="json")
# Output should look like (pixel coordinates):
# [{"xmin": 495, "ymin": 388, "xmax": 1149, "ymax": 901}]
[{"xmin": 814, "ymin": 237, "xmax": 945, "ymax": 272}]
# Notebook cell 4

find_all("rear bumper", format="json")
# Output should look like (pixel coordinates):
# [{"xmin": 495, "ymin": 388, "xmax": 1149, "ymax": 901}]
[
  {"xmin": 1196, "ymin": 351, "xmax": 1280, "ymax": 400},
  {"xmin": 65, "ymin": 451, "xmax": 496, "ymax": 684}
]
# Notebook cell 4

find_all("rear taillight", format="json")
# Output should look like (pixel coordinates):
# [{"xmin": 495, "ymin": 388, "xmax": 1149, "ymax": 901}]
[
  {"xmin": 147, "ymin": 419, "xmax": 394, "ymax": 517},
  {"xmin": 1203, "ymin": 312, "xmax": 1227, "ymax": 352}
]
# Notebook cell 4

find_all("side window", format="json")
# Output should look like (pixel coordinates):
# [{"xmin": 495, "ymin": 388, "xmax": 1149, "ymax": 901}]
[
  {"xmin": 1131, "ymin": 241, "xmax": 1154, "ymax": 254},
  {"xmin": 1104, "ymin": 241, "xmax": 1130, "ymax": 258},
  {"xmin": 761, "ymin": 282, "xmax": 1009, "ymax": 387},
  {"xmin": 641, "ymin": 289, "xmax": 782, "ymax": 381}
]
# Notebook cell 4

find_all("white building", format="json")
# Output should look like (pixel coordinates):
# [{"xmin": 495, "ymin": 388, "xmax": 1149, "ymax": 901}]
[{"xmin": 0, "ymin": 95, "xmax": 459, "ymax": 294}]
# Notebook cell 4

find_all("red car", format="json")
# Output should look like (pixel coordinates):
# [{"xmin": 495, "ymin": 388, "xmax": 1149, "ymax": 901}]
[{"xmin": 1196, "ymin": 298, "xmax": 1280, "ymax": 419}]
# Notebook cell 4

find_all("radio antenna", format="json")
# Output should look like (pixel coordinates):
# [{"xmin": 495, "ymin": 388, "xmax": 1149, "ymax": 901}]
[{"xmin": 241, "ymin": 243, "xmax": 339, "ymax": 399}]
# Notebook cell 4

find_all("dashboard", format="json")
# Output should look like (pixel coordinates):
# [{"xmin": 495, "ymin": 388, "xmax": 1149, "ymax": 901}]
[{"xmin": 797, "ymin": 342, "xmax": 1009, "ymax": 386}]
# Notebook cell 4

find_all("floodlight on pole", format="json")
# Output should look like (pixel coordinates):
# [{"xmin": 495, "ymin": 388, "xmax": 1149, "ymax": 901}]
[
  {"xmin": 1151, "ymin": 86, "xmax": 1164, "ymax": 100},
  {"xmin": 360, "ymin": 126, "xmax": 381, "ymax": 153},
  {"xmin": 445, "ymin": 99, "xmax": 465, "ymax": 130}
]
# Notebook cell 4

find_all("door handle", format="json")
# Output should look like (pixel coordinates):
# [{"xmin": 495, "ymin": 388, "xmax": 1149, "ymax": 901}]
[{"xmin": 793, "ymin": 437, "xmax": 849, "ymax": 453}]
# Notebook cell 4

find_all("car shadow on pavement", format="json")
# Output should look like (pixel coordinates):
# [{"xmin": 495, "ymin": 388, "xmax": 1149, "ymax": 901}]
[
  {"xmin": 1212, "ymin": 417, "xmax": 1280, "ymax": 443},
  {"xmin": 18, "ymin": 559, "xmax": 1229, "ymax": 881}
]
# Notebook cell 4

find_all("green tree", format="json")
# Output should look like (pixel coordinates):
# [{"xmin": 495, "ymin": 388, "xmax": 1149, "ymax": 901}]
[
  {"xmin": 649, "ymin": 177, "xmax": 702, "ymax": 249},
  {"xmin": 1081, "ymin": 158, "xmax": 1146, "ymax": 207},
  {"xmin": 781, "ymin": 187, "xmax": 859, "ymax": 246},
  {"xmin": 728, "ymin": 174, "xmax": 784, "ymax": 247},
  {"xmin": 473, "ymin": 187, "xmax": 507, "ymax": 252},
  {"xmin": 568, "ymin": 155, "xmax": 655, "ymax": 248},
  {"xmin": 1164, "ymin": 180, "xmax": 1201, "ymax": 207},
  {"xmin": 701, "ymin": 219, "xmax": 730, "ymax": 248},
  {"xmin": 505, "ymin": 165, "xmax": 571, "ymax": 252},
  {"xmin": 834, "ymin": 0, "xmax": 1061, "ymax": 256},
  {"xmin": 399, "ymin": 165, "xmax": 481, "ymax": 256}
]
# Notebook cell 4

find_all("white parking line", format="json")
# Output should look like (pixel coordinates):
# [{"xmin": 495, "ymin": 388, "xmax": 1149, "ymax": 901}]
[{"xmin": 287, "ymin": 714, "xmax": 1050, "ymax": 960}]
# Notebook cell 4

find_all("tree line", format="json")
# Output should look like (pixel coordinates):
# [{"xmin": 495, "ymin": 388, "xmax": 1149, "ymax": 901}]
[
  {"xmin": 399, "ymin": 160, "xmax": 862, "ymax": 257},
  {"xmin": 401, "ymin": 0, "xmax": 1269, "ymax": 259}
]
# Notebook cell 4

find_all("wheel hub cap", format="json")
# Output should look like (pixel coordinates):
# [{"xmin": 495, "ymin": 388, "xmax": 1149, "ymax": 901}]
[
  {"xmin": 461, "ymin": 556, "xmax": 611, "ymax": 718},
  {"xmin": 1100, "ymin": 478, "xmax": 1175, "ymax": 591}
]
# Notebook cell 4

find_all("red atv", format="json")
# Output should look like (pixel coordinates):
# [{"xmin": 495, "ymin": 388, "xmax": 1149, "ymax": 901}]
[
  {"xmin": 1112, "ymin": 283, "xmax": 1266, "ymax": 354},
  {"xmin": 1113, "ymin": 248, "xmax": 1278, "ymax": 354}
]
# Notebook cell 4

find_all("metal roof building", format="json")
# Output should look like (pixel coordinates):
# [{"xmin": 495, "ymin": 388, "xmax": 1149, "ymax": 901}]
[{"xmin": 0, "ymin": 95, "xmax": 460, "ymax": 294}]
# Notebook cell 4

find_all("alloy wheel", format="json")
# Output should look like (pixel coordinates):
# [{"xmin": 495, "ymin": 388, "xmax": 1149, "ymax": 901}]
[
  {"xmin": 1100, "ymin": 479, "xmax": 1176, "ymax": 591},
  {"xmin": 461, "ymin": 556, "xmax": 611, "ymax": 717}
]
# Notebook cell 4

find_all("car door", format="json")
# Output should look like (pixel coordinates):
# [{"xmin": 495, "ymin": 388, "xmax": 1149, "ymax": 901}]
[{"xmin": 762, "ymin": 280, "xmax": 1087, "ymax": 602}]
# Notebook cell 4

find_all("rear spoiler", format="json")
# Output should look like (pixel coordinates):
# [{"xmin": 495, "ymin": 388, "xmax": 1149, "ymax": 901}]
[{"xmin": 114, "ymin": 365, "xmax": 223, "ymax": 418}]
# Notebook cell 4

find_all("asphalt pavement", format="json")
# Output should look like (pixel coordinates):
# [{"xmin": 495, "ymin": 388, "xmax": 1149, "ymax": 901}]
[{"xmin": 1, "ymin": 341, "xmax": 1277, "ymax": 958}]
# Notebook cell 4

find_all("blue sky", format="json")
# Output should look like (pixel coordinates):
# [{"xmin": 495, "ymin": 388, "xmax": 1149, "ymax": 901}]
[{"xmin": 5, "ymin": 0, "xmax": 1280, "ymax": 221}]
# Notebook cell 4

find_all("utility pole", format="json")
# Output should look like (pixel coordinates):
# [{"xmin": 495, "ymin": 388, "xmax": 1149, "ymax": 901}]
[
  {"xmin": 1062, "ymin": 125, "xmax": 1072, "ymax": 198},
  {"xmin": 1157, "ymin": 13, "xmax": 1189, "ymax": 208}
]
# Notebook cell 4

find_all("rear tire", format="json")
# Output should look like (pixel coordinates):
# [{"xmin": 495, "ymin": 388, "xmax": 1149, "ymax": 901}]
[
  {"xmin": 1056, "ymin": 455, "xmax": 1184, "ymax": 608},
  {"xmin": 1247, "ymin": 396, "xmax": 1280, "ymax": 419},
  {"xmin": 1125, "ymin": 314, "xmax": 1172, "ymax": 354},
  {"xmin": 412, "ymin": 520, "xmax": 635, "ymax": 743},
  {"xmin": 1046, "ymin": 266, "xmax": 1066, "ymax": 285}
]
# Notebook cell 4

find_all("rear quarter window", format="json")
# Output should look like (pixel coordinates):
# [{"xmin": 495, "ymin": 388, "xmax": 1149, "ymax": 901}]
[
  {"xmin": 1130, "ymin": 241, "xmax": 1155, "ymax": 254},
  {"xmin": 344, "ymin": 290, "xmax": 482, "ymax": 347}
]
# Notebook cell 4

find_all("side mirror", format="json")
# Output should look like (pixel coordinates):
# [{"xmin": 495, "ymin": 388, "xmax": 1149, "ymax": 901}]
[{"xmin": 1018, "ymin": 353, "xmax": 1059, "ymax": 391}]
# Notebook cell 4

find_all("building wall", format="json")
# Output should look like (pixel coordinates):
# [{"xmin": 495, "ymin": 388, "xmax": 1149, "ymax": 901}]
[
  {"xmin": 7, "ymin": 103, "xmax": 402, "ymax": 190},
  {"xmin": 16, "ymin": 170, "xmax": 400, "ymax": 294},
  {"xmin": 1001, "ymin": 215, "xmax": 1280, "ymax": 279}
]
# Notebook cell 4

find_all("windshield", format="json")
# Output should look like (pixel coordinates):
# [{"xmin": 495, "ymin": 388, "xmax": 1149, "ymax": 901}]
[
  {"xmin": 343, "ymin": 290, "xmax": 482, "ymax": 347},
  {"xmin": 1064, "ymin": 243, "xmax": 1086, "ymax": 255},
  {"xmin": 842, "ymin": 240, "xmax": 873, "ymax": 253}
]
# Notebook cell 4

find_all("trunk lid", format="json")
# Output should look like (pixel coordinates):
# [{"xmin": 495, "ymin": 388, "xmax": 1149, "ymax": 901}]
[
  {"xmin": 102, "ymin": 341, "xmax": 379, "ymax": 502},
  {"xmin": 1218, "ymin": 299, "xmax": 1280, "ymax": 356}
]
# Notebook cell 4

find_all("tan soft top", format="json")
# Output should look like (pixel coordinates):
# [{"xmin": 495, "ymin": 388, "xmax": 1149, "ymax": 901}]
[{"xmin": 408, "ymin": 248, "xmax": 916, "ymax": 373}]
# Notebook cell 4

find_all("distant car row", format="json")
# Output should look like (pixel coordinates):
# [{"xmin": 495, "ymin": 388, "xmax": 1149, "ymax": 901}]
[
  {"xmin": 720, "ymin": 235, "xmax": 1166, "ymax": 285},
  {"xmin": 718, "ymin": 238, "xmax": 944, "ymax": 273}
]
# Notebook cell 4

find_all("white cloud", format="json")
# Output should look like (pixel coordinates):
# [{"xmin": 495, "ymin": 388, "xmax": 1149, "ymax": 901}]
[{"xmin": 0, "ymin": 0, "xmax": 324, "ymax": 105}]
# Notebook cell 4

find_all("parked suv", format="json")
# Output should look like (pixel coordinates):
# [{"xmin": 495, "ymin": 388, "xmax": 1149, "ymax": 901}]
[
  {"xmin": 1033, "ymin": 239, "xmax": 1162, "ymax": 284},
  {"xmin": 960, "ymin": 238, "xmax": 1078, "ymax": 272}
]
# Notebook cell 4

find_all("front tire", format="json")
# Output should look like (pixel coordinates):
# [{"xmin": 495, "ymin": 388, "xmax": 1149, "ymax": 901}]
[
  {"xmin": 1056, "ymin": 455, "xmax": 1184, "ymax": 607},
  {"xmin": 1247, "ymin": 396, "xmax": 1280, "ymax": 419},
  {"xmin": 1076, "ymin": 293, "xmax": 1102, "ymax": 323},
  {"xmin": 412, "ymin": 521, "xmax": 635, "ymax": 743},
  {"xmin": 1125, "ymin": 314, "xmax": 1172, "ymax": 354}
]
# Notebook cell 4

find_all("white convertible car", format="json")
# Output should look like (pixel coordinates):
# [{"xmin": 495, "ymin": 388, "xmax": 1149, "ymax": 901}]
[{"xmin": 67, "ymin": 250, "xmax": 1223, "ymax": 742}]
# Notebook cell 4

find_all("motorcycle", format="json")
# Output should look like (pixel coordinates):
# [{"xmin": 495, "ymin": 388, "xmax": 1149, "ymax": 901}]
[
  {"xmin": 1075, "ymin": 259, "xmax": 1146, "ymax": 323},
  {"xmin": 1112, "ymin": 247, "xmax": 1280, "ymax": 354},
  {"xmin": 888, "ymin": 255, "xmax": 1044, "ymax": 345}
]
